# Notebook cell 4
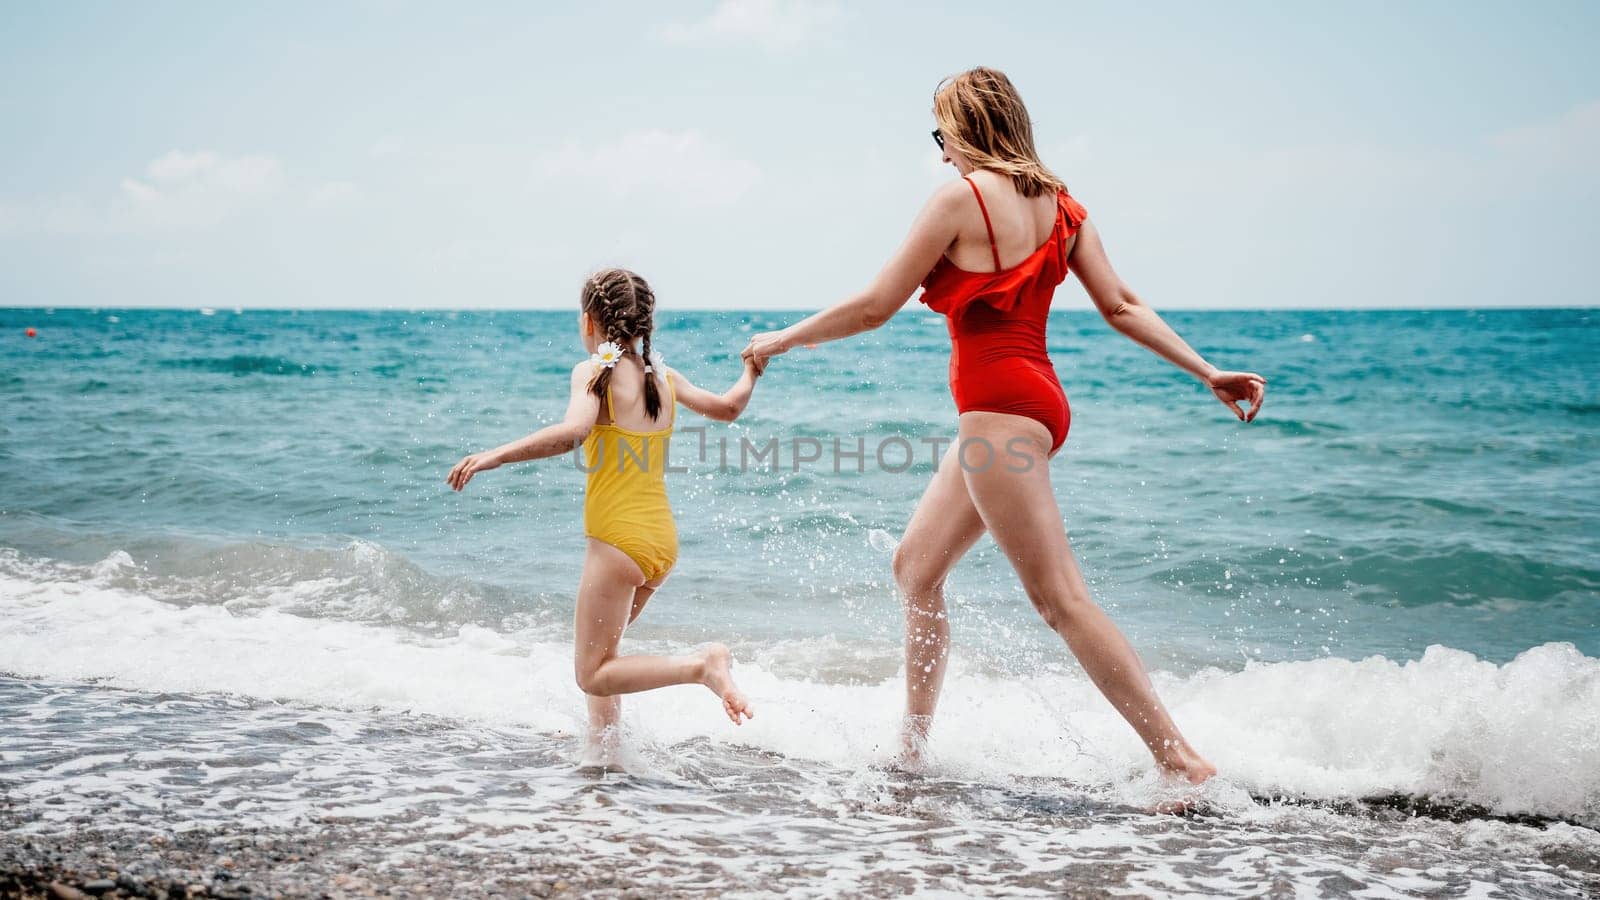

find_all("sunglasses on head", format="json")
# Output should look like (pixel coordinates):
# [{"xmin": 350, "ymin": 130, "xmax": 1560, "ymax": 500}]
[{"xmin": 931, "ymin": 128, "xmax": 944, "ymax": 151}]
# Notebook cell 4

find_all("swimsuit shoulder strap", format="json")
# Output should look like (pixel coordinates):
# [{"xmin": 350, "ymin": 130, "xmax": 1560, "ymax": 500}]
[
  {"xmin": 962, "ymin": 175, "xmax": 1002, "ymax": 272},
  {"xmin": 664, "ymin": 370, "xmax": 677, "ymax": 429}
]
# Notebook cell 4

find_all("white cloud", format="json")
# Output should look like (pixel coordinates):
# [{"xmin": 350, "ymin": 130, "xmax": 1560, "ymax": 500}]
[
  {"xmin": 369, "ymin": 136, "xmax": 406, "ymax": 158},
  {"xmin": 141, "ymin": 151, "xmax": 280, "ymax": 192},
  {"xmin": 115, "ymin": 151, "xmax": 285, "ymax": 228},
  {"xmin": 0, "ymin": 150, "xmax": 319, "ymax": 235},
  {"xmin": 1487, "ymin": 100, "xmax": 1600, "ymax": 170},
  {"xmin": 307, "ymin": 180, "xmax": 359, "ymax": 210},
  {"xmin": 535, "ymin": 129, "xmax": 762, "ymax": 207},
  {"xmin": 657, "ymin": 0, "xmax": 839, "ymax": 50}
]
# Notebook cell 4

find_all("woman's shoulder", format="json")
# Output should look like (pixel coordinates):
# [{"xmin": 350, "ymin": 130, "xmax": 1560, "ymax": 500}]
[
  {"xmin": 925, "ymin": 177, "xmax": 978, "ymax": 214},
  {"xmin": 1057, "ymin": 189, "xmax": 1088, "ymax": 227}
]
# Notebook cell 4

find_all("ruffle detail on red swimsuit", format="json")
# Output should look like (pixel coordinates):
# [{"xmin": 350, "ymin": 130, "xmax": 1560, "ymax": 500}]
[{"xmin": 919, "ymin": 191, "xmax": 1087, "ymax": 319}]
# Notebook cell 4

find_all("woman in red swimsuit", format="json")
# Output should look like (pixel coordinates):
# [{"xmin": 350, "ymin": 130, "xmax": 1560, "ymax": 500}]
[{"xmin": 743, "ymin": 67, "xmax": 1267, "ymax": 792}]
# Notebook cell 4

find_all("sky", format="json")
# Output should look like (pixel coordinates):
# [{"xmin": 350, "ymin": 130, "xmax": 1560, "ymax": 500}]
[{"xmin": 1, "ymin": 1, "xmax": 1597, "ymax": 311}]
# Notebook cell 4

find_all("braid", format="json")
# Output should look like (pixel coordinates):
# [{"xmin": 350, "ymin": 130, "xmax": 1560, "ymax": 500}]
[
  {"xmin": 580, "ymin": 268, "xmax": 662, "ymax": 421},
  {"xmin": 630, "ymin": 272, "xmax": 662, "ymax": 420},
  {"xmin": 582, "ymin": 270, "xmax": 625, "ymax": 407}
]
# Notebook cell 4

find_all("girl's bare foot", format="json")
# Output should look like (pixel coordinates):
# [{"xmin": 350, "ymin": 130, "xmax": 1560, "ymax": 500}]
[
  {"xmin": 697, "ymin": 643, "xmax": 754, "ymax": 725},
  {"xmin": 578, "ymin": 724, "xmax": 625, "ymax": 771}
]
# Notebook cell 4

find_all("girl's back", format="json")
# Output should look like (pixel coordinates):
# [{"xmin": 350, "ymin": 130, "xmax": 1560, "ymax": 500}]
[{"xmin": 597, "ymin": 359, "xmax": 672, "ymax": 433}]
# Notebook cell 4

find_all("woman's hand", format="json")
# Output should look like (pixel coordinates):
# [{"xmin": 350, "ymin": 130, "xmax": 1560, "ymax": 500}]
[
  {"xmin": 741, "ymin": 329, "xmax": 793, "ymax": 372},
  {"xmin": 1206, "ymin": 370, "xmax": 1268, "ymax": 422},
  {"xmin": 446, "ymin": 451, "xmax": 502, "ymax": 491}
]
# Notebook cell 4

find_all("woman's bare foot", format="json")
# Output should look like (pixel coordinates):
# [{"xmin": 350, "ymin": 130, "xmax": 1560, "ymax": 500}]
[
  {"xmin": 1150, "ymin": 744, "xmax": 1218, "ymax": 814},
  {"xmin": 697, "ymin": 643, "xmax": 753, "ymax": 725},
  {"xmin": 1158, "ymin": 745, "xmax": 1218, "ymax": 785},
  {"xmin": 892, "ymin": 715, "xmax": 935, "ymax": 772}
]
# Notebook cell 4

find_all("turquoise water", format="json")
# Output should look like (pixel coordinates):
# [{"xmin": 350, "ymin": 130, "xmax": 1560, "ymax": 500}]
[
  {"xmin": 3, "ymin": 306, "xmax": 1598, "ymax": 894},
  {"xmin": 4, "ymin": 307, "xmax": 1594, "ymax": 664}
]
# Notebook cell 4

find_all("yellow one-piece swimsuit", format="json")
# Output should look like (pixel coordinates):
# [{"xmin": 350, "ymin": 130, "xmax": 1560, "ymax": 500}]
[{"xmin": 582, "ymin": 369, "xmax": 678, "ymax": 581}]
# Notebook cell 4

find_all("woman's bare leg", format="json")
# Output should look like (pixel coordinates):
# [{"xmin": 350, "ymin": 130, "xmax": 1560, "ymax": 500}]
[
  {"xmin": 574, "ymin": 539, "xmax": 752, "ymax": 724},
  {"xmin": 955, "ymin": 413, "xmax": 1215, "ymax": 783},
  {"xmin": 891, "ymin": 442, "xmax": 988, "ymax": 758}
]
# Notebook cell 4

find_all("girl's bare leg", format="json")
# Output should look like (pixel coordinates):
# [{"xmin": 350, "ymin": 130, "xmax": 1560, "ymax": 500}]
[
  {"xmin": 583, "ymin": 579, "xmax": 664, "ymax": 748},
  {"xmin": 574, "ymin": 539, "xmax": 752, "ymax": 724},
  {"xmin": 891, "ymin": 442, "xmax": 988, "ymax": 759},
  {"xmin": 955, "ymin": 413, "xmax": 1215, "ymax": 784}
]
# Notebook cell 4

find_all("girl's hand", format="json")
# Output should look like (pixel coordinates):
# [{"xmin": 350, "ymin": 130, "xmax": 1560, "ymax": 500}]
[
  {"xmin": 446, "ymin": 451, "xmax": 502, "ymax": 491},
  {"xmin": 1206, "ymin": 370, "xmax": 1268, "ymax": 422},
  {"xmin": 743, "ymin": 353, "xmax": 767, "ymax": 378},
  {"xmin": 741, "ymin": 330, "xmax": 793, "ymax": 372}
]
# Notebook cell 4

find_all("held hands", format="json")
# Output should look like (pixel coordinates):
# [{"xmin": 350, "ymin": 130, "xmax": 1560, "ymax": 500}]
[
  {"xmin": 1206, "ymin": 370, "xmax": 1268, "ymax": 422},
  {"xmin": 740, "ymin": 329, "xmax": 796, "ymax": 375},
  {"xmin": 446, "ymin": 451, "xmax": 502, "ymax": 491}
]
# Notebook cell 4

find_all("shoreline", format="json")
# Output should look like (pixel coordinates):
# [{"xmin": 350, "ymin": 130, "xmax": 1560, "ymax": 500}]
[
  {"xmin": 0, "ymin": 803, "xmax": 617, "ymax": 900},
  {"xmin": 3, "ymin": 670, "xmax": 1597, "ymax": 899},
  {"xmin": 5, "ymin": 794, "xmax": 1598, "ymax": 900}
]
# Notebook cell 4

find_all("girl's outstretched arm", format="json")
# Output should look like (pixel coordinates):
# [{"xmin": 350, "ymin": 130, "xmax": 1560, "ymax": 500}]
[
  {"xmin": 447, "ymin": 362, "xmax": 600, "ymax": 491},
  {"xmin": 669, "ymin": 357, "xmax": 762, "ymax": 423},
  {"xmin": 1068, "ymin": 219, "xmax": 1268, "ymax": 422},
  {"xmin": 741, "ymin": 181, "xmax": 967, "ymax": 366}
]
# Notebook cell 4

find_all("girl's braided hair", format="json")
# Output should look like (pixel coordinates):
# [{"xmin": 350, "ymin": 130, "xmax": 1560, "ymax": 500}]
[{"xmin": 581, "ymin": 268, "xmax": 662, "ymax": 420}]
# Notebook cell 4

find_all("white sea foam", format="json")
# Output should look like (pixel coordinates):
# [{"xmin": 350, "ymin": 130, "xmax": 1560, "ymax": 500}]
[{"xmin": 2, "ymin": 552, "xmax": 1597, "ymax": 825}]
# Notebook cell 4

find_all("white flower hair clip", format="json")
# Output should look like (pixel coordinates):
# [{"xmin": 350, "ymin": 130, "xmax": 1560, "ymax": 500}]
[
  {"xmin": 591, "ymin": 341, "xmax": 623, "ymax": 369},
  {"xmin": 645, "ymin": 350, "xmax": 664, "ymax": 374}
]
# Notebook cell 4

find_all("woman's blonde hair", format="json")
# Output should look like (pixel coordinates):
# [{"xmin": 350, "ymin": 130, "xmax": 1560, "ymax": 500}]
[{"xmin": 933, "ymin": 67, "xmax": 1065, "ymax": 198}]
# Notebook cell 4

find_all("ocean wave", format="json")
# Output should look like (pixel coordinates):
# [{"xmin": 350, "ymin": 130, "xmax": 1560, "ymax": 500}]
[
  {"xmin": 1, "ymin": 553, "xmax": 1595, "ymax": 826},
  {"xmin": 0, "ymin": 542, "xmax": 552, "ymax": 634},
  {"xmin": 158, "ymin": 354, "xmax": 333, "ymax": 376},
  {"xmin": 1156, "ymin": 538, "xmax": 1600, "ymax": 608},
  {"xmin": 1242, "ymin": 417, "xmax": 1350, "ymax": 436}
]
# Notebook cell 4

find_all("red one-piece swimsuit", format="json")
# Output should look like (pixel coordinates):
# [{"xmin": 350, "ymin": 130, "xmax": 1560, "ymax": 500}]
[{"xmin": 918, "ymin": 175, "xmax": 1088, "ymax": 453}]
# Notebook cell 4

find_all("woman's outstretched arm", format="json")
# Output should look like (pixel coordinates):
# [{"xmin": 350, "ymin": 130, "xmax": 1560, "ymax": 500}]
[
  {"xmin": 743, "ymin": 182, "xmax": 968, "ymax": 365},
  {"xmin": 446, "ymin": 362, "xmax": 601, "ymax": 491},
  {"xmin": 1069, "ymin": 219, "xmax": 1267, "ymax": 421}
]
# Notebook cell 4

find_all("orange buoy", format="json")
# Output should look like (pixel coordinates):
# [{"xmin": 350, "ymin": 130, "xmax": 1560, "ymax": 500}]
[{"xmin": 25, "ymin": 327, "xmax": 36, "ymax": 338}]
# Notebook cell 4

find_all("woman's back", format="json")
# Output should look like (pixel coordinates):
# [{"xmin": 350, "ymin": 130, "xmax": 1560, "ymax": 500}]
[
  {"xmin": 942, "ymin": 170, "xmax": 1071, "ymax": 274},
  {"xmin": 918, "ymin": 170, "xmax": 1091, "ymax": 456}
]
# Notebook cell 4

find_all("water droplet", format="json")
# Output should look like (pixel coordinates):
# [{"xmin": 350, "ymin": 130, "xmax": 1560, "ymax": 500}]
[{"xmin": 867, "ymin": 529, "xmax": 899, "ymax": 553}]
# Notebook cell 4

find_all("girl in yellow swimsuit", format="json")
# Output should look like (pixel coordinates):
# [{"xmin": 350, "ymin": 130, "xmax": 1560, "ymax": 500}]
[{"xmin": 446, "ymin": 267, "xmax": 764, "ymax": 749}]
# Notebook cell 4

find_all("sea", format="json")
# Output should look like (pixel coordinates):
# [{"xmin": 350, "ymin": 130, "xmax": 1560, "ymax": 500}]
[{"xmin": 2, "ymin": 306, "xmax": 1597, "ymax": 896}]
